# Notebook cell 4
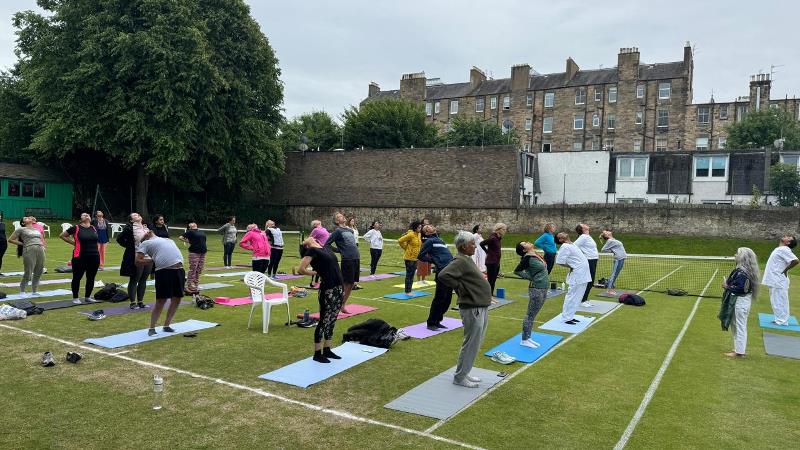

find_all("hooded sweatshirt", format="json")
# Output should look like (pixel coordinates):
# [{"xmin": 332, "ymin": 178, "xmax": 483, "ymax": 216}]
[{"xmin": 239, "ymin": 228, "xmax": 271, "ymax": 259}]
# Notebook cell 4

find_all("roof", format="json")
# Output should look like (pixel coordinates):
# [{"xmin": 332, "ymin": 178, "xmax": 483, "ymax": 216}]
[{"xmin": 0, "ymin": 163, "xmax": 69, "ymax": 182}]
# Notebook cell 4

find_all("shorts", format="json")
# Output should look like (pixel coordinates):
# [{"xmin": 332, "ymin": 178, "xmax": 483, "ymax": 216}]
[
  {"xmin": 154, "ymin": 268, "xmax": 186, "ymax": 299},
  {"xmin": 341, "ymin": 259, "xmax": 360, "ymax": 284},
  {"xmin": 416, "ymin": 261, "xmax": 431, "ymax": 277}
]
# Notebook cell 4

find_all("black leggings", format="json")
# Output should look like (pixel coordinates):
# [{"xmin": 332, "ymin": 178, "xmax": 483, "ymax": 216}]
[
  {"xmin": 128, "ymin": 262, "xmax": 152, "ymax": 303},
  {"xmin": 404, "ymin": 259, "xmax": 416, "ymax": 293},
  {"xmin": 223, "ymin": 242, "xmax": 235, "ymax": 266},
  {"xmin": 72, "ymin": 254, "xmax": 100, "ymax": 299},
  {"xmin": 315, "ymin": 286, "xmax": 344, "ymax": 343},
  {"xmin": 252, "ymin": 259, "xmax": 269, "ymax": 273},
  {"xmin": 268, "ymin": 248, "xmax": 283, "ymax": 276},
  {"xmin": 544, "ymin": 252, "xmax": 556, "ymax": 274},
  {"xmin": 369, "ymin": 248, "xmax": 382, "ymax": 275},
  {"xmin": 581, "ymin": 258, "xmax": 598, "ymax": 302},
  {"xmin": 0, "ymin": 242, "xmax": 7, "ymax": 272},
  {"xmin": 486, "ymin": 263, "xmax": 500, "ymax": 296}
]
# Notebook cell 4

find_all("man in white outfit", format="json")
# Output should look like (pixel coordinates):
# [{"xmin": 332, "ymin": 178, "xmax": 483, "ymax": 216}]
[
  {"xmin": 762, "ymin": 235, "xmax": 798, "ymax": 326},
  {"xmin": 574, "ymin": 223, "xmax": 599, "ymax": 307},
  {"xmin": 555, "ymin": 232, "xmax": 591, "ymax": 324}
]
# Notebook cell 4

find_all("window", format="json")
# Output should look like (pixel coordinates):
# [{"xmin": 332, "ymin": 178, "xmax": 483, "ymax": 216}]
[
  {"xmin": 490, "ymin": 96, "xmax": 497, "ymax": 110},
  {"xmin": 657, "ymin": 109, "xmax": 669, "ymax": 128},
  {"xmin": 636, "ymin": 84, "xmax": 645, "ymax": 99},
  {"xmin": 695, "ymin": 155, "xmax": 727, "ymax": 179},
  {"xmin": 656, "ymin": 138, "xmax": 667, "ymax": 152},
  {"xmin": 604, "ymin": 138, "xmax": 615, "ymax": 151},
  {"xmin": 592, "ymin": 113, "xmax": 600, "ymax": 127},
  {"xmin": 542, "ymin": 141, "xmax": 552, "ymax": 153},
  {"xmin": 475, "ymin": 97, "xmax": 484, "ymax": 113},
  {"xmin": 21, "ymin": 182, "xmax": 34, "ymax": 197},
  {"xmin": 425, "ymin": 102, "xmax": 432, "ymax": 116},
  {"xmin": 8, "ymin": 180, "xmax": 20, "ymax": 197},
  {"xmin": 717, "ymin": 137, "xmax": 727, "ymax": 149},
  {"xmin": 525, "ymin": 118, "xmax": 532, "ymax": 131},
  {"xmin": 450, "ymin": 100, "xmax": 458, "ymax": 114},
  {"xmin": 698, "ymin": 106, "xmax": 710, "ymax": 124},
  {"xmin": 608, "ymin": 86, "xmax": 617, "ymax": 103},
  {"xmin": 618, "ymin": 157, "xmax": 648, "ymax": 179},
  {"xmin": 719, "ymin": 104, "xmax": 728, "ymax": 119},
  {"xmin": 526, "ymin": 94, "xmax": 533, "ymax": 107},
  {"xmin": 770, "ymin": 103, "xmax": 779, "ymax": 110},
  {"xmin": 635, "ymin": 110, "xmax": 643, "ymax": 125},
  {"xmin": 574, "ymin": 114, "xmax": 584, "ymax": 130},
  {"xmin": 658, "ymin": 82, "xmax": 671, "ymax": 99},
  {"xmin": 781, "ymin": 154, "xmax": 800, "ymax": 168},
  {"xmin": 523, "ymin": 153, "xmax": 535, "ymax": 176},
  {"xmin": 736, "ymin": 105, "xmax": 747, "ymax": 122},
  {"xmin": 572, "ymin": 140, "xmax": 583, "ymax": 151},
  {"xmin": 695, "ymin": 137, "xmax": 709, "ymax": 151},
  {"xmin": 633, "ymin": 139, "xmax": 642, "ymax": 152},
  {"xmin": 434, "ymin": 101, "xmax": 440, "ymax": 114},
  {"xmin": 575, "ymin": 88, "xmax": 586, "ymax": 105},
  {"xmin": 607, "ymin": 114, "xmax": 616, "ymax": 130},
  {"xmin": 595, "ymin": 89, "xmax": 603, "ymax": 102},
  {"xmin": 33, "ymin": 182, "xmax": 45, "ymax": 198},
  {"xmin": 503, "ymin": 95, "xmax": 510, "ymax": 110},
  {"xmin": 591, "ymin": 136, "xmax": 600, "ymax": 150},
  {"xmin": 544, "ymin": 92, "xmax": 554, "ymax": 107},
  {"xmin": 543, "ymin": 117, "xmax": 553, "ymax": 133}
]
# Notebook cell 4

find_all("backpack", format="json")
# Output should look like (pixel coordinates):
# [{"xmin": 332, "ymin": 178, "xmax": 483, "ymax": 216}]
[
  {"xmin": 10, "ymin": 299, "xmax": 44, "ymax": 315},
  {"xmin": 93, "ymin": 283, "xmax": 118, "ymax": 301},
  {"xmin": 619, "ymin": 293, "xmax": 646, "ymax": 306},
  {"xmin": 110, "ymin": 290, "xmax": 130, "ymax": 303},
  {"xmin": 194, "ymin": 294, "xmax": 214, "ymax": 310},
  {"xmin": 342, "ymin": 318, "xmax": 397, "ymax": 349}
]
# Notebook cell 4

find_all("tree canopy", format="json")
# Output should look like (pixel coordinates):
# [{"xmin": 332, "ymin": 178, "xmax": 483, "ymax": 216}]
[
  {"xmin": 770, "ymin": 163, "xmax": 800, "ymax": 207},
  {"xmin": 0, "ymin": 72, "xmax": 34, "ymax": 163},
  {"xmin": 12, "ymin": 0, "xmax": 284, "ymax": 215},
  {"xmin": 439, "ymin": 117, "xmax": 517, "ymax": 147},
  {"xmin": 278, "ymin": 111, "xmax": 341, "ymax": 152},
  {"xmin": 725, "ymin": 108, "xmax": 800, "ymax": 150},
  {"xmin": 342, "ymin": 99, "xmax": 437, "ymax": 149}
]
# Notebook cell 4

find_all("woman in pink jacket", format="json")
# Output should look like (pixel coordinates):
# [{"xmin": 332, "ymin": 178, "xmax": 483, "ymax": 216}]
[{"xmin": 239, "ymin": 224, "xmax": 271, "ymax": 273}]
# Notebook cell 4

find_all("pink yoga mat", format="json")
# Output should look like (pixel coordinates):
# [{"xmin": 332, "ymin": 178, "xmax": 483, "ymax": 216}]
[
  {"xmin": 400, "ymin": 317, "xmax": 463, "ymax": 339},
  {"xmin": 214, "ymin": 292, "xmax": 284, "ymax": 306},
  {"xmin": 359, "ymin": 273, "xmax": 398, "ymax": 282},
  {"xmin": 295, "ymin": 303, "xmax": 377, "ymax": 320}
]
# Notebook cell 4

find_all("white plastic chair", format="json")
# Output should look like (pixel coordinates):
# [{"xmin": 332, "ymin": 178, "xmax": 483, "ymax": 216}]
[
  {"xmin": 61, "ymin": 223, "xmax": 71, "ymax": 233},
  {"xmin": 110, "ymin": 223, "xmax": 124, "ymax": 238},
  {"xmin": 12, "ymin": 221, "xmax": 21, "ymax": 231},
  {"xmin": 39, "ymin": 222, "xmax": 51, "ymax": 238},
  {"xmin": 244, "ymin": 271, "xmax": 290, "ymax": 334}
]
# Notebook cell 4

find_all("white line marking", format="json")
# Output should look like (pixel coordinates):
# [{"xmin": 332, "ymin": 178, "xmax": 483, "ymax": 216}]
[
  {"xmin": 111, "ymin": 350, "xmax": 132, "ymax": 355},
  {"xmin": 351, "ymin": 295, "xmax": 540, "ymax": 323},
  {"xmin": 425, "ymin": 266, "xmax": 684, "ymax": 434},
  {"xmin": 0, "ymin": 323, "xmax": 485, "ymax": 450},
  {"xmin": 612, "ymin": 269, "xmax": 717, "ymax": 450}
]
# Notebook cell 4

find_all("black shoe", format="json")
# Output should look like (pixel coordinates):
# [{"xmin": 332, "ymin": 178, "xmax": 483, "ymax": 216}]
[
  {"xmin": 130, "ymin": 303, "xmax": 137, "ymax": 310},
  {"xmin": 137, "ymin": 302, "xmax": 146, "ymax": 309},
  {"xmin": 66, "ymin": 352, "xmax": 82, "ymax": 363},
  {"xmin": 426, "ymin": 325, "xmax": 439, "ymax": 331},
  {"xmin": 313, "ymin": 353, "xmax": 330, "ymax": 363},
  {"xmin": 435, "ymin": 323, "xmax": 448, "ymax": 329},
  {"xmin": 42, "ymin": 352, "xmax": 55, "ymax": 367},
  {"xmin": 322, "ymin": 348, "xmax": 341, "ymax": 360},
  {"xmin": 163, "ymin": 326, "xmax": 176, "ymax": 333},
  {"xmin": 353, "ymin": 284, "xmax": 363, "ymax": 290},
  {"xmin": 565, "ymin": 319, "xmax": 579, "ymax": 325},
  {"xmin": 148, "ymin": 328, "xmax": 157, "ymax": 336}
]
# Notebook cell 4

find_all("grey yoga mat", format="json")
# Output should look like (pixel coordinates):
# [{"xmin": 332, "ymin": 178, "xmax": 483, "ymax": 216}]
[{"xmin": 763, "ymin": 332, "xmax": 800, "ymax": 360}]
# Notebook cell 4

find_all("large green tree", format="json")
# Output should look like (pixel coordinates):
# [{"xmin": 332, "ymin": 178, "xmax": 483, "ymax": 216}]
[
  {"xmin": 342, "ymin": 99, "xmax": 437, "ymax": 149},
  {"xmin": 13, "ymin": 0, "xmax": 283, "ymax": 216},
  {"xmin": 0, "ymin": 71, "xmax": 35, "ymax": 162},
  {"xmin": 278, "ymin": 111, "xmax": 341, "ymax": 152},
  {"xmin": 439, "ymin": 117, "xmax": 517, "ymax": 147},
  {"xmin": 770, "ymin": 163, "xmax": 800, "ymax": 207},
  {"xmin": 725, "ymin": 108, "xmax": 800, "ymax": 150}
]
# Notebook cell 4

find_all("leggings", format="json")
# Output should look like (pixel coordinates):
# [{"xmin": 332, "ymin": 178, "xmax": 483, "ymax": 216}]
[
  {"xmin": 223, "ymin": 242, "xmax": 235, "ymax": 267},
  {"xmin": 522, "ymin": 287, "xmax": 547, "ymax": 340},
  {"xmin": 544, "ymin": 252, "xmax": 556, "ymax": 274},
  {"xmin": 369, "ymin": 248, "xmax": 382, "ymax": 275},
  {"xmin": 128, "ymin": 262, "xmax": 152, "ymax": 303},
  {"xmin": 404, "ymin": 259, "xmax": 416, "ymax": 293},
  {"xmin": 581, "ymin": 259, "xmax": 598, "ymax": 303},
  {"xmin": 486, "ymin": 263, "xmax": 500, "ymax": 296},
  {"xmin": 314, "ymin": 285, "xmax": 344, "ymax": 343},
  {"xmin": 252, "ymin": 258, "xmax": 269, "ymax": 273},
  {"xmin": 21, "ymin": 245, "xmax": 45, "ymax": 292},
  {"xmin": 71, "ymin": 254, "xmax": 100, "ymax": 299},
  {"xmin": 267, "ymin": 248, "xmax": 283, "ymax": 276},
  {"xmin": 0, "ymin": 242, "xmax": 7, "ymax": 272}
]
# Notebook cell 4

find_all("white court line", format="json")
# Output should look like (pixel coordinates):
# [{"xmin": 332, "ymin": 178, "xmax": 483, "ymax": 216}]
[
  {"xmin": 350, "ymin": 295, "xmax": 541, "ymax": 323},
  {"xmin": 425, "ymin": 266, "xmax": 684, "ymax": 434},
  {"xmin": 613, "ymin": 269, "xmax": 717, "ymax": 450},
  {"xmin": 0, "ymin": 323, "xmax": 484, "ymax": 450}
]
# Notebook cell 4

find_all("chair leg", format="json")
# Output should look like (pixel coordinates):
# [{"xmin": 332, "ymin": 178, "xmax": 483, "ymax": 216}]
[
  {"xmin": 285, "ymin": 303, "xmax": 291, "ymax": 325},
  {"xmin": 263, "ymin": 301, "xmax": 270, "ymax": 334},
  {"xmin": 247, "ymin": 302, "xmax": 256, "ymax": 330}
]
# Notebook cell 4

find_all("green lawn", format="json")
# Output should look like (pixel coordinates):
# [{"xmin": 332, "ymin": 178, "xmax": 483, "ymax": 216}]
[{"xmin": 1, "ymin": 232, "xmax": 798, "ymax": 449}]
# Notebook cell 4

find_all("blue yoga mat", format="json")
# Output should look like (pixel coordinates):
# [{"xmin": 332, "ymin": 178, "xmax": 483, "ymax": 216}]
[
  {"xmin": 483, "ymin": 332, "xmax": 563, "ymax": 363},
  {"xmin": 84, "ymin": 320, "xmax": 219, "ymax": 349},
  {"xmin": 258, "ymin": 342, "xmax": 388, "ymax": 388},
  {"xmin": 758, "ymin": 313, "xmax": 800, "ymax": 332},
  {"xmin": 384, "ymin": 291, "xmax": 431, "ymax": 300}
]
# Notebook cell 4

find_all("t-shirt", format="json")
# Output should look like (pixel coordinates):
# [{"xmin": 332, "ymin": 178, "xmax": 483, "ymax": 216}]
[
  {"xmin": 555, "ymin": 242, "xmax": 591, "ymax": 285},
  {"xmin": 306, "ymin": 247, "xmax": 343, "ymax": 290},
  {"xmin": 266, "ymin": 227, "xmax": 284, "ymax": 247},
  {"xmin": 762, "ymin": 246, "xmax": 798, "ymax": 288},
  {"xmin": 138, "ymin": 236, "xmax": 184, "ymax": 271},
  {"xmin": 601, "ymin": 238, "xmax": 627, "ymax": 260},
  {"xmin": 309, "ymin": 226, "xmax": 330, "ymax": 246},
  {"xmin": 67, "ymin": 225, "xmax": 99, "ymax": 257},
  {"xmin": 362, "ymin": 229, "xmax": 384, "ymax": 249},
  {"xmin": 574, "ymin": 234, "xmax": 599, "ymax": 260},
  {"xmin": 12, "ymin": 227, "xmax": 44, "ymax": 248},
  {"xmin": 325, "ymin": 226, "xmax": 359, "ymax": 260},
  {"xmin": 181, "ymin": 229, "xmax": 208, "ymax": 254}
]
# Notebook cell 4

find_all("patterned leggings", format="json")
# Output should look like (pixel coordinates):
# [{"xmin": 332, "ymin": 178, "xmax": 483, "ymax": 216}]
[
  {"xmin": 186, "ymin": 252, "xmax": 206, "ymax": 292},
  {"xmin": 522, "ymin": 287, "xmax": 547, "ymax": 341},
  {"xmin": 314, "ymin": 285, "xmax": 344, "ymax": 343}
]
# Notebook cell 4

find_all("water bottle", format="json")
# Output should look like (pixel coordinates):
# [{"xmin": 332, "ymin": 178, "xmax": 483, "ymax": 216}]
[
  {"xmin": 153, "ymin": 374, "xmax": 164, "ymax": 410},
  {"xmin": 303, "ymin": 308, "xmax": 310, "ymax": 322},
  {"xmin": 561, "ymin": 282, "xmax": 566, "ymax": 291}
]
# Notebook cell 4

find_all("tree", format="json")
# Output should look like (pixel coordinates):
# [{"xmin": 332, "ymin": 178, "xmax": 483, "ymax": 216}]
[
  {"xmin": 12, "ymin": 0, "xmax": 283, "ymax": 217},
  {"xmin": 770, "ymin": 163, "xmax": 800, "ymax": 207},
  {"xmin": 278, "ymin": 111, "xmax": 341, "ymax": 152},
  {"xmin": 0, "ymin": 71, "xmax": 35, "ymax": 162},
  {"xmin": 439, "ymin": 117, "xmax": 518, "ymax": 147},
  {"xmin": 725, "ymin": 109, "xmax": 800, "ymax": 150},
  {"xmin": 342, "ymin": 99, "xmax": 437, "ymax": 149}
]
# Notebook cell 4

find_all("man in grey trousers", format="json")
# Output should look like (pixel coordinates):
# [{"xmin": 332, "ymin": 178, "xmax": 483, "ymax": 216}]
[{"xmin": 437, "ymin": 231, "xmax": 492, "ymax": 388}]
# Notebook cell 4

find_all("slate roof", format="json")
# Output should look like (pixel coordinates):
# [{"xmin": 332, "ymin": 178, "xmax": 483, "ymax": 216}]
[{"xmin": 0, "ymin": 163, "xmax": 69, "ymax": 182}]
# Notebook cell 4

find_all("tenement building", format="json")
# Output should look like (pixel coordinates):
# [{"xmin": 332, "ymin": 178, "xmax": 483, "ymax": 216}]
[{"xmin": 363, "ymin": 43, "xmax": 800, "ymax": 153}]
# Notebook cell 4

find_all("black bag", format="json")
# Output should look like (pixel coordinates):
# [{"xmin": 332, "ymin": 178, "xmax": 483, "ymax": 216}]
[
  {"xmin": 93, "ymin": 283, "xmax": 118, "ymax": 301},
  {"xmin": 0, "ymin": 291, "xmax": 6, "ymax": 299},
  {"xmin": 194, "ymin": 294, "xmax": 214, "ymax": 310},
  {"xmin": 342, "ymin": 318, "xmax": 397, "ymax": 349},
  {"xmin": 10, "ymin": 299, "xmax": 44, "ymax": 315},
  {"xmin": 55, "ymin": 265, "xmax": 72, "ymax": 273},
  {"xmin": 110, "ymin": 290, "xmax": 130, "ymax": 303},
  {"xmin": 619, "ymin": 293, "xmax": 646, "ymax": 306}
]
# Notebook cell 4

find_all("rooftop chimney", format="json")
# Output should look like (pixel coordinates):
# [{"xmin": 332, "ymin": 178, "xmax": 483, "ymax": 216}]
[
  {"xmin": 566, "ymin": 57, "xmax": 580, "ymax": 81},
  {"xmin": 399, "ymin": 72, "xmax": 426, "ymax": 101},
  {"xmin": 368, "ymin": 82, "xmax": 380, "ymax": 98},
  {"xmin": 617, "ymin": 47, "xmax": 640, "ymax": 81},
  {"xmin": 749, "ymin": 73, "xmax": 771, "ymax": 111},
  {"xmin": 470, "ymin": 66, "xmax": 487, "ymax": 88},
  {"xmin": 511, "ymin": 63, "xmax": 531, "ymax": 91}
]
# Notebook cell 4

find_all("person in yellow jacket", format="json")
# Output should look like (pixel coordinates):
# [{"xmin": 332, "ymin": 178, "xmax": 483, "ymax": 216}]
[{"xmin": 398, "ymin": 220, "xmax": 422, "ymax": 293}]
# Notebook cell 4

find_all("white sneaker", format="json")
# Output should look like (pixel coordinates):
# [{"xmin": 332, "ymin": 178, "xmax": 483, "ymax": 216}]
[
  {"xmin": 32, "ymin": 292, "xmax": 42, "ymax": 297},
  {"xmin": 72, "ymin": 298, "xmax": 82, "ymax": 304},
  {"xmin": 580, "ymin": 301, "xmax": 593, "ymax": 308},
  {"xmin": 453, "ymin": 378, "xmax": 479, "ymax": 388},
  {"xmin": 466, "ymin": 374, "xmax": 482, "ymax": 383},
  {"xmin": 520, "ymin": 338, "xmax": 540, "ymax": 348}
]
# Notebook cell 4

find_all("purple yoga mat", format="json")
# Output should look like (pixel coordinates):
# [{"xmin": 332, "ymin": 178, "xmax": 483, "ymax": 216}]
[
  {"xmin": 400, "ymin": 317, "xmax": 463, "ymax": 339},
  {"xmin": 360, "ymin": 273, "xmax": 399, "ymax": 282},
  {"xmin": 79, "ymin": 301, "xmax": 192, "ymax": 317},
  {"xmin": 275, "ymin": 274, "xmax": 302, "ymax": 281}
]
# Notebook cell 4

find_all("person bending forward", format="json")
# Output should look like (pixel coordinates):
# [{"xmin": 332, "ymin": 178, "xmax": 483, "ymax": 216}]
[{"xmin": 137, "ymin": 231, "xmax": 185, "ymax": 336}]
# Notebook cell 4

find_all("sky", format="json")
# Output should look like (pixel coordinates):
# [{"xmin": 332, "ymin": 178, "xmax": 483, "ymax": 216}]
[{"xmin": 2, "ymin": 1, "xmax": 799, "ymax": 122}]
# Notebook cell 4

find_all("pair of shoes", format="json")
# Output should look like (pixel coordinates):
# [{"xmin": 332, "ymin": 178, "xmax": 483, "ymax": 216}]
[
  {"xmin": 580, "ymin": 301, "xmax": 594, "ymax": 308},
  {"xmin": 71, "ymin": 298, "xmax": 83, "ymax": 304},
  {"xmin": 163, "ymin": 326, "xmax": 176, "ymax": 333},
  {"xmin": 88, "ymin": 310, "xmax": 106, "ymax": 321},
  {"xmin": 85, "ymin": 297, "xmax": 99, "ymax": 303},
  {"xmin": 723, "ymin": 351, "xmax": 745, "ymax": 358},
  {"xmin": 426, "ymin": 325, "xmax": 439, "ymax": 331},
  {"xmin": 148, "ymin": 328, "xmax": 157, "ymax": 336},
  {"xmin": 490, "ymin": 351, "xmax": 516, "ymax": 364},
  {"xmin": 771, "ymin": 320, "xmax": 788, "ymax": 326},
  {"xmin": 435, "ymin": 323, "xmax": 448, "ymax": 329},
  {"xmin": 313, "ymin": 353, "xmax": 330, "ymax": 364},
  {"xmin": 565, "ymin": 319, "xmax": 581, "ymax": 325},
  {"xmin": 452, "ymin": 377, "xmax": 479, "ymax": 388},
  {"xmin": 42, "ymin": 352, "xmax": 55, "ymax": 367},
  {"xmin": 466, "ymin": 374, "xmax": 482, "ymax": 383},
  {"xmin": 520, "ymin": 338, "xmax": 540, "ymax": 348},
  {"xmin": 137, "ymin": 302, "xmax": 146, "ymax": 309},
  {"xmin": 66, "ymin": 352, "xmax": 82, "ymax": 363}
]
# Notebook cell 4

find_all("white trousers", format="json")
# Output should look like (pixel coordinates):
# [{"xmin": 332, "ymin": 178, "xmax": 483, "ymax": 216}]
[
  {"xmin": 562, "ymin": 282, "xmax": 587, "ymax": 321},
  {"xmin": 769, "ymin": 287, "xmax": 790, "ymax": 325},
  {"xmin": 731, "ymin": 294, "xmax": 751, "ymax": 354}
]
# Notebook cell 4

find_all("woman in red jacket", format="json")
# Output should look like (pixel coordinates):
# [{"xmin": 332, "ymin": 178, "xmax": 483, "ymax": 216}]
[{"xmin": 479, "ymin": 223, "xmax": 507, "ymax": 296}]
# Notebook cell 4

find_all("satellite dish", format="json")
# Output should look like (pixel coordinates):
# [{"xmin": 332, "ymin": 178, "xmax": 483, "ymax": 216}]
[{"xmin": 503, "ymin": 119, "xmax": 513, "ymax": 129}]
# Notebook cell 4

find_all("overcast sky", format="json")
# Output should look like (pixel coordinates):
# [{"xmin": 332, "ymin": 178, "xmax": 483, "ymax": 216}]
[{"xmin": 2, "ymin": 1, "xmax": 798, "ymax": 121}]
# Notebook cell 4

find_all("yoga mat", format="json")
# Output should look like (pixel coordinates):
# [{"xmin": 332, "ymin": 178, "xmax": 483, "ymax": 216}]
[
  {"xmin": 0, "ymin": 268, "xmax": 48, "ymax": 277},
  {"xmin": 205, "ymin": 264, "xmax": 251, "ymax": 271},
  {"xmin": 84, "ymin": 319, "xmax": 220, "ymax": 349},
  {"xmin": 0, "ymin": 278, "xmax": 71, "ymax": 288},
  {"xmin": 547, "ymin": 288, "xmax": 564, "ymax": 298},
  {"xmin": 296, "ymin": 304, "xmax": 377, "ymax": 320},
  {"xmin": 758, "ymin": 313, "xmax": 800, "ymax": 332},
  {"xmin": 1, "ymin": 289, "xmax": 73, "ymax": 302},
  {"xmin": 196, "ymin": 282, "xmax": 233, "ymax": 290},
  {"xmin": 596, "ymin": 291, "xmax": 633, "ymax": 298},
  {"xmin": 400, "ymin": 317, "xmax": 463, "ymax": 339},
  {"xmin": 576, "ymin": 300, "xmax": 620, "ymax": 314},
  {"xmin": 483, "ymin": 332, "xmax": 563, "ymax": 363},
  {"xmin": 359, "ymin": 273, "xmax": 399, "ymax": 282},
  {"xmin": 100, "ymin": 266, "xmax": 121, "ymax": 271},
  {"xmin": 391, "ymin": 271, "xmax": 406, "ymax": 276},
  {"xmin": 258, "ymin": 342, "xmax": 388, "ymax": 388},
  {"xmin": 118, "ymin": 280, "xmax": 156, "ymax": 288},
  {"xmin": 205, "ymin": 271, "xmax": 250, "ymax": 278},
  {"xmin": 451, "ymin": 298, "xmax": 514, "ymax": 312},
  {"xmin": 384, "ymin": 291, "xmax": 431, "ymax": 300},
  {"xmin": 78, "ymin": 301, "xmax": 192, "ymax": 317},
  {"xmin": 384, "ymin": 366, "xmax": 502, "ymax": 420},
  {"xmin": 214, "ymin": 292, "xmax": 283, "ymax": 306},
  {"xmin": 763, "ymin": 332, "xmax": 800, "ymax": 359},
  {"xmin": 539, "ymin": 314, "xmax": 596, "ymax": 334},
  {"xmin": 40, "ymin": 297, "xmax": 103, "ymax": 310},
  {"xmin": 392, "ymin": 280, "xmax": 435, "ymax": 289}
]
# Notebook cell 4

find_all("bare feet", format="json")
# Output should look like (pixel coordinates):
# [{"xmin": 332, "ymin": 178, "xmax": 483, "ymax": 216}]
[
  {"xmin": 723, "ymin": 351, "xmax": 744, "ymax": 358},
  {"xmin": 340, "ymin": 308, "xmax": 351, "ymax": 314}
]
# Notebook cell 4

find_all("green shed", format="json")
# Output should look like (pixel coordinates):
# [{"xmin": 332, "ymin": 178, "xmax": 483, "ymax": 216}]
[{"xmin": 0, "ymin": 163, "xmax": 73, "ymax": 219}]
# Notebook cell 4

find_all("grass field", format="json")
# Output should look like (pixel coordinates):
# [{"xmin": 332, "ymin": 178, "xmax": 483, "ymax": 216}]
[{"xmin": 1, "ymin": 230, "xmax": 798, "ymax": 449}]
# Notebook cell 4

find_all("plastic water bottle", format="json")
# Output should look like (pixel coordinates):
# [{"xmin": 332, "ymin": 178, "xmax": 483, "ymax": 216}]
[
  {"xmin": 153, "ymin": 374, "xmax": 164, "ymax": 410},
  {"xmin": 561, "ymin": 282, "xmax": 566, "ymax": 291},
  {"xmin": 303, "ymin": 309, "xmax": 310, "ymax": 322}
]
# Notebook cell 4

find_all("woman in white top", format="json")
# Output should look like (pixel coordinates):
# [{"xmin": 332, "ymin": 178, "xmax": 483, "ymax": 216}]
[
  {"xmin": 346, "ymin": 217, "xmax": 359, "ymax": 244},
  {"xmin": 363, "ymin": 221, "xmax": 384, "ymax": 275},
  {"xmin": 471, "ymin": 224, "xmax": 487, "ymax": 273}
]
